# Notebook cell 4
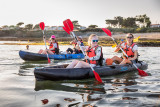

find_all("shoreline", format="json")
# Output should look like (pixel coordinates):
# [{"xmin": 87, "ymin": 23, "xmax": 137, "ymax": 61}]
[{"xmin": 0, "ymin": 33, "xmax": 160, "ymax": 47}]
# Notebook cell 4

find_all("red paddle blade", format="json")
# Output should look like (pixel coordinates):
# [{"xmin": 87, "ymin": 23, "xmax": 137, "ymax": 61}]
[
  {"xmin": 63, "ymin": 19, "xmax": 74, "ymax": 32},
  {"xmin": 102, "ymin": 28, "xmax": 112, "ymax": 37},
  {"xmin": 137, "ymin": 68, "xmax": 148, "ymax": 76},
  {"xmin": 93, "ymin": 71, "xmax": 102, "ymax": 83},
  {"xmin": 63, "ymin": 27, "xmax": 70, "ymax": 35},
  {"xmin": 66, "ymin": 19, "xmax": 74, "ymax": 30},
  {"xmin": 39, "ymin": 22, "xmax": 45, "ymax": 30},
  {"xmin": 48, "ymin": 57, "xmax": 51, "ymax": 63}
]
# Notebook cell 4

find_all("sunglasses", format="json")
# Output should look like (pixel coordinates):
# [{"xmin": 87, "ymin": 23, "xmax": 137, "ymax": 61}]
[
  {"xmin": 127, "ymin": 37, "xmax": 133, "ymax": 39},
  {"xmin": 92, "ymin": 40, "xmax": 98, "ymax": 42}
]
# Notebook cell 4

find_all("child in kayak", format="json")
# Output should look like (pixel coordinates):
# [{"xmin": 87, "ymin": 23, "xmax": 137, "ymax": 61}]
[
  {"xmin": 67, "ymin": 34, "xmax": 103, "ymax": 68},
  {"xmin": 66, "ymin": 36, "xmax": 84, "ymax": 54},
  {"xmin": 111, "ymin": 33, "xmax": 138, "ymax": 65},
  {"xmin": 38, "ymin": 35, "xmax": 59, "ymax": 54}
]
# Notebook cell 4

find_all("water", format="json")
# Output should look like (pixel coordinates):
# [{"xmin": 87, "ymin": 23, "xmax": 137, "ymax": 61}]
[{"xmin": 0, "ymin": 44, "xmax": 160, "ymax": 107}]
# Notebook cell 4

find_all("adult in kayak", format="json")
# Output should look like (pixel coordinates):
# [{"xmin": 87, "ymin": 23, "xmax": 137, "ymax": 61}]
[
  {"xmin": 111, "ymin": 33, "xmax": 138, "ymax": 65},
  {"xmin": 67, "ymin": 34, "xmax": 103, "ymax": 68},
  {"xmin": 66, "ymin": 36, "xmax": 84, "ymax": 54},
  {"xmin": 38, "ymin": 35, "xmax": 59, "ymax": 54}
]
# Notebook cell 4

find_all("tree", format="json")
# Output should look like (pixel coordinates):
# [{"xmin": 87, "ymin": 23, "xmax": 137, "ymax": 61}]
[
  {"xmin": 122, "ymin": 17, "xmax": 137, "ymax": 28},
  {"xmin": 25, "ymin": 24, "xmax": 33, "ymax": 30},
  {"xmin": 33, "ymin": 24, "xmax": 40, "ymax": 30},
  {"xmin": 136, "ymin": 14, "xmax": 151, "ymax": 28},
  {"xmin": 114, "ymin": 16, "xmax": 123, "ymax": 28},
  {"xmin": 72, "ymin": 20, "xmax": 81, "ymax": 30},
  {"xmin": 17, "ymin": 22, "xmax": 24, "ymax": 27},
  {"xmin": 105, "ymin": 19, "xmax": 118, "ymax": 27},
  {"xmin": 88, "ymin": 25, "xmax": 98, "ymax": 29}
]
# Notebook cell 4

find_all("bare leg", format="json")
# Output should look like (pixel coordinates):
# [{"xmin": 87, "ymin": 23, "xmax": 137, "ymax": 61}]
[
  {"xmin": 111, "ymin": 56, "xmax": 123, "ymax": 64},
  {"xmin": 42, "ymin": 49, "xmax": 48, "ymax": 54},
  {"xmin": 47, "ymin": 50, "xmax": 54, "ymax": 54},
  {"xmin": 38, "ymin": 49, "xmax": 44, "ymax": 54},
  {"xmin": 74, "ymin": 61, "xmax": 90, "ymax": 68},
  {"xmin": 66, "ymin": 60, "xmax": 79, "ymax": 68}
]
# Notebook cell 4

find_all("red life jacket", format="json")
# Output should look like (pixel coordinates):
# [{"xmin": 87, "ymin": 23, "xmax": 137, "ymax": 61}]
[
  {"xmin": 49, "ymin": 42, "xmax": 59, "ymax": 53},
  {"xmin": 123, "ymin": 43, "xmax": 136, "ymax": 58},
  {"xmin": 86, "ymin": 45, "xmax": 103, "ymax": 65}
]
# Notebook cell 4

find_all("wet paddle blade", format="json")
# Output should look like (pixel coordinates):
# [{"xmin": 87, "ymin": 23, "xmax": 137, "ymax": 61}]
[
  {"xmin": 66, "ymin": 19, "xmax": 74, "ymax": 31},
  {"xmin": 39, "ymin": 22, "xmax": 45, "ymax": 30},
  {"xmin": 93, "ymin": 71, "xmax": 102, "ymax": 83},
  {"xmin": 137, "ymin": 68, "xmax": 148, "ymax": 76},
  {"xmin": 102, "ymin": 28, "xmax": 112, "ymax": 37},
  {"xmin": 133, "ymin": 36, "xmax": 140, "ymax": 42},
  {"xmin": 112, "ymin": 44, "xmax": 117, "ymax": 48},
  {"xmin": 48, "ymin": 57, "xmax": 51, "ymax": 63},
  {"xmin": 63, "ymin": 27, "xmax": 70, "ymax": 35},
  {"xmin": 63, "ymin": 19, "xmax": 74, "ymax": 32}
]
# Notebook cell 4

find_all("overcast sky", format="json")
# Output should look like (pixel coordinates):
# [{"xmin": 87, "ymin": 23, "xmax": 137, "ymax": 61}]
[{"xmin": 0, "ymin": 0, "xmax": 159, "ymax": 27}]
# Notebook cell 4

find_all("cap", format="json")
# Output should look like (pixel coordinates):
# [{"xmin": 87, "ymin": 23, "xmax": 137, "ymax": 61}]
[
  {"xmin": 78, "ymin": 36, "xmax": 82, "ymax": 39},
  {"xmin": 121, "ymin": 39, "xmax": 124, "ymax": 41},
  {"xmin": 51, "ymin": 35, "xmax": 56, "ymax": 39}
]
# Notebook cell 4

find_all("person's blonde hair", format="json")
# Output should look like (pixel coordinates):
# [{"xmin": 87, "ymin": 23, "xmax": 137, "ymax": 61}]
[
  {"xmin": 126, "ymin": 33, "xmax": 134, "ymax": 43},
  {"xmin": 88, "ymin": 34, "xmax": 98, "ymax": 46},
  {"xmin": 126, "ymin": 33, "xmax": 134, "ymax": 38}
]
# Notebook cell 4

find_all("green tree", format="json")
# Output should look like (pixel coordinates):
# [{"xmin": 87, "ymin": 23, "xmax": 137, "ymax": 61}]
[
  {"xmin": 72, "ymin": 20, "xmax": 81, "ymax": 30},
  {"xmin": 25, "ymin": 24, "xmax": 33, "ymax": 30},
  {"xmin": 33, "ymin": 24, "xmax": 40, "ymax": 30},
  {"xmin": 17, "ymin": 22, "xmax": 24, "ymax": 27},
  {"xmin": 105, "ymin": 19, "xmax": 118, "ymax": 27},
  {"xmin": 88, "ymin": 25, "xmax": 98, "ymax": 29},
  {"xmin": 122, "ymin": 17, "xmax": 137, "ymax": 28},
  {"xmin": 136, "ymin": 14, "xmax": 151, "ymax": 28},
  {"xmin": 114, "ymin": 16, "xmax": 123, "ymax": 28}
]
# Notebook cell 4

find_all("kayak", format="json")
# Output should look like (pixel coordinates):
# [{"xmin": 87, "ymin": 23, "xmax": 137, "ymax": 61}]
[
  {"xmin": 34, "ymin": 61, "xmax": 148, "ymax": 81},
  {"xmin": 19, "ymin": 50, "xmax": 84, "ymax": 61}
]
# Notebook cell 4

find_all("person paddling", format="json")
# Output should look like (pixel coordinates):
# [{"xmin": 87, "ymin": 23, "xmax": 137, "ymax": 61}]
[
  {"xmin": 66, "ymin": 36, "xmax": 84, "ymax": 54},
  {"xmin": 111, "ymin": 33, "xmax": 138, "ymax": 65},
  {"xmin": 67, "ymin": 34, "xmax": 103, "ymax": 68},
  {"xmin": 38, "ymin": 35, "xmax": 59, "ymax": 54}
]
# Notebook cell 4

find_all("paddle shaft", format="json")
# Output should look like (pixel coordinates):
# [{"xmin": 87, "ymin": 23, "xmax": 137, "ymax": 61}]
[
  {"xmin": 71, "ymin": 32, "xmax": 95, "ymax": 71},
  {"xmin": 42, "ymin": 30, "xmax": 50, "ymax": 62},
  {"xmin": 110, "ymin": 37, "xmax": 138, "ymax": 69}
]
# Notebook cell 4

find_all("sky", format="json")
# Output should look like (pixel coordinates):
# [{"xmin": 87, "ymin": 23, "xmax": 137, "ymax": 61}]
[{"xmin": 0, "ymin": 0, "xmax": 160, "ymax": 27}]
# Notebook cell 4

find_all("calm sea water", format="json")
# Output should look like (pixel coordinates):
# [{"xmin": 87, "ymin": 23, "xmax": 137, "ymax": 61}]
[{"xmin": 0, "ymin": 44, "xmax": 160, "ymax": 107}]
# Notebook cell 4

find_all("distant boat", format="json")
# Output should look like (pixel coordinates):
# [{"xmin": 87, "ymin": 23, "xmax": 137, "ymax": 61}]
[{"xmin": 19, "ymin": 50, "xmax": 84, "ymax": 61}]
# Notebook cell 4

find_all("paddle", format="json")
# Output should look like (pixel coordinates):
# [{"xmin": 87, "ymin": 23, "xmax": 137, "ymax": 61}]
[
  {"xmin": 39, "ymin": 22, "xmax": 51, "ymax": 63},
  {"xmin": 63, "ymin": 19, "xmax": 102, "ymax": 83},
  {"xmin": 102, "ymin": 28, "xmax": 148, "ymax": 76}
]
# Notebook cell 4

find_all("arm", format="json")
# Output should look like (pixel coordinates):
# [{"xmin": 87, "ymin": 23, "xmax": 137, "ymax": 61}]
[
  {"xmin": 128, "ymin": 50, "xmax": 138, "ymax": 60},
  {"xmin": 114, "ymin": 43, "xmax": 123, "ymax": 52}
]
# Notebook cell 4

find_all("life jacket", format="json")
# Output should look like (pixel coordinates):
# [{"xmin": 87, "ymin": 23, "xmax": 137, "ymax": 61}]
[
  {"xmin": 86, "ymin": 45, "xmax": 103, "ymax": 66},
  {"xmin": 123, "ymin": 42, "xmax": 135, "ymax": 58},
  {"xmin": 49, "ymin": 42, "xmax": 59, "ymax": 54}
]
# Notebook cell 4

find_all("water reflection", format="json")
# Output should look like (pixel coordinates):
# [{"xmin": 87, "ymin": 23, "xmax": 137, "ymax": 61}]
[{"xmin": 35, "ymin": 80, "xmax": 106, "ymax": 106}]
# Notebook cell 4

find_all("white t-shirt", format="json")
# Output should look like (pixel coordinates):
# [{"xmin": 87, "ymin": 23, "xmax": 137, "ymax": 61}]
[
  {"xmin": 121, "ymin": 43, "xmax": 138, "ymax": 52},
  {"xmin": 53, "ymin": 43, "xmax": 58, "ymax": 48}
]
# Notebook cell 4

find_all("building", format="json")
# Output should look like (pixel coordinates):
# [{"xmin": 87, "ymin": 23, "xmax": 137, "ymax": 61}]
[{"xmin": 150, "ymin": 24, "xmax": 160, "ymax": 28}]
